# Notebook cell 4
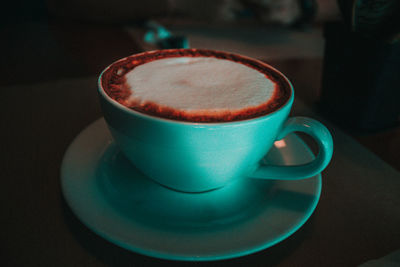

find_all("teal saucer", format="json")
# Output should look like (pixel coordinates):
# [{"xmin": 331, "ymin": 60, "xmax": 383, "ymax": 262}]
[{"xmin": 61, "ymin": 118, "xmax": 321, "ymax": 261}]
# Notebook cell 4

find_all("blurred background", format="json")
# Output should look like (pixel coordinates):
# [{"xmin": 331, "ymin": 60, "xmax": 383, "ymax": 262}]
[{"xmin": 1, "ymin": 0, "xmax": 399, "ymax": 170}]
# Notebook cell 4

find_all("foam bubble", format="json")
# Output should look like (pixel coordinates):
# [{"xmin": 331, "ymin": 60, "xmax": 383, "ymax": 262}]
[{"xmin": 124, "ymin": 57, "xmax": 276, "ymax": 115}]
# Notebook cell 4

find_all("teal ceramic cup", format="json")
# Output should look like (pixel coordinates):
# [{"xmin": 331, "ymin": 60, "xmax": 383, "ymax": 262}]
[{"xmin": 98, "ymin": 49, "xmax": 333, "ymax": 193}]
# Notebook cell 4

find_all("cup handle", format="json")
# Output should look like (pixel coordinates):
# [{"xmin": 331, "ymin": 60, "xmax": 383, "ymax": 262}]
[{"xmin": 250, "ymin": 117, "xmax": 333, "ymax": 180}]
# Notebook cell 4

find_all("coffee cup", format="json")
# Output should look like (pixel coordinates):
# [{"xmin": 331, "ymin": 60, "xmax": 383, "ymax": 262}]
[{"xmin": 98, "ymin": 49, "xmax": 333, "ymax": 192}]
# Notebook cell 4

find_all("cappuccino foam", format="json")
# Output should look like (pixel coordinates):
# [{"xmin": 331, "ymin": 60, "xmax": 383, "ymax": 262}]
[
  {"xmin": 101, "ymin": 50, "xmax": 291, "ymax": 122},
  {"xmin": 123, "ymin": 57, "xmax": 276, "ymax": 119}
]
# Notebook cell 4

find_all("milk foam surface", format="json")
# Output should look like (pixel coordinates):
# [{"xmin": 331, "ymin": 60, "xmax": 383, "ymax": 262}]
[{"xmin": 124, "ymin": 57, "xmax": 276, "ymax": 113}]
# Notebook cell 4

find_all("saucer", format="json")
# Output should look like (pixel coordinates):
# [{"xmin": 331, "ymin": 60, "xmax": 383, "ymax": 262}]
[{"xmin": 61, "ymin": 118, "xmax": 321, "ymax": 261}]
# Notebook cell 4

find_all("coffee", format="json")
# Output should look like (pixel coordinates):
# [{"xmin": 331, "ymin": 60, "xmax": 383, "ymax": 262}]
[
  {"xmin": 101, "ymin": 49, "xmax": 291, "ymax": 122},
  {"xmin": 98, "ymin": 49, "xmax": 333, "ymax": 192}
]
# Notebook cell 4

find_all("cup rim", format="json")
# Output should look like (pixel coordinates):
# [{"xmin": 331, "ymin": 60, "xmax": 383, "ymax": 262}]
[{"xmin": 98, "ymin": 49, "xmax": 294, "ymax": 126}]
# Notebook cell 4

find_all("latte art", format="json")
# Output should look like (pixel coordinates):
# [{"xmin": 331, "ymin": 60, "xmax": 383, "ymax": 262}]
[{"xmin": 101, "ymin": 49, "xmax": 291, "ymax": 122}]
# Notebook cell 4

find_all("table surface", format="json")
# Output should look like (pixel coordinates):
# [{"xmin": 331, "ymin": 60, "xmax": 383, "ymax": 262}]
[{"xmin": 1, "ymin": 20, "xmax": 399, "ymax": 266}]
